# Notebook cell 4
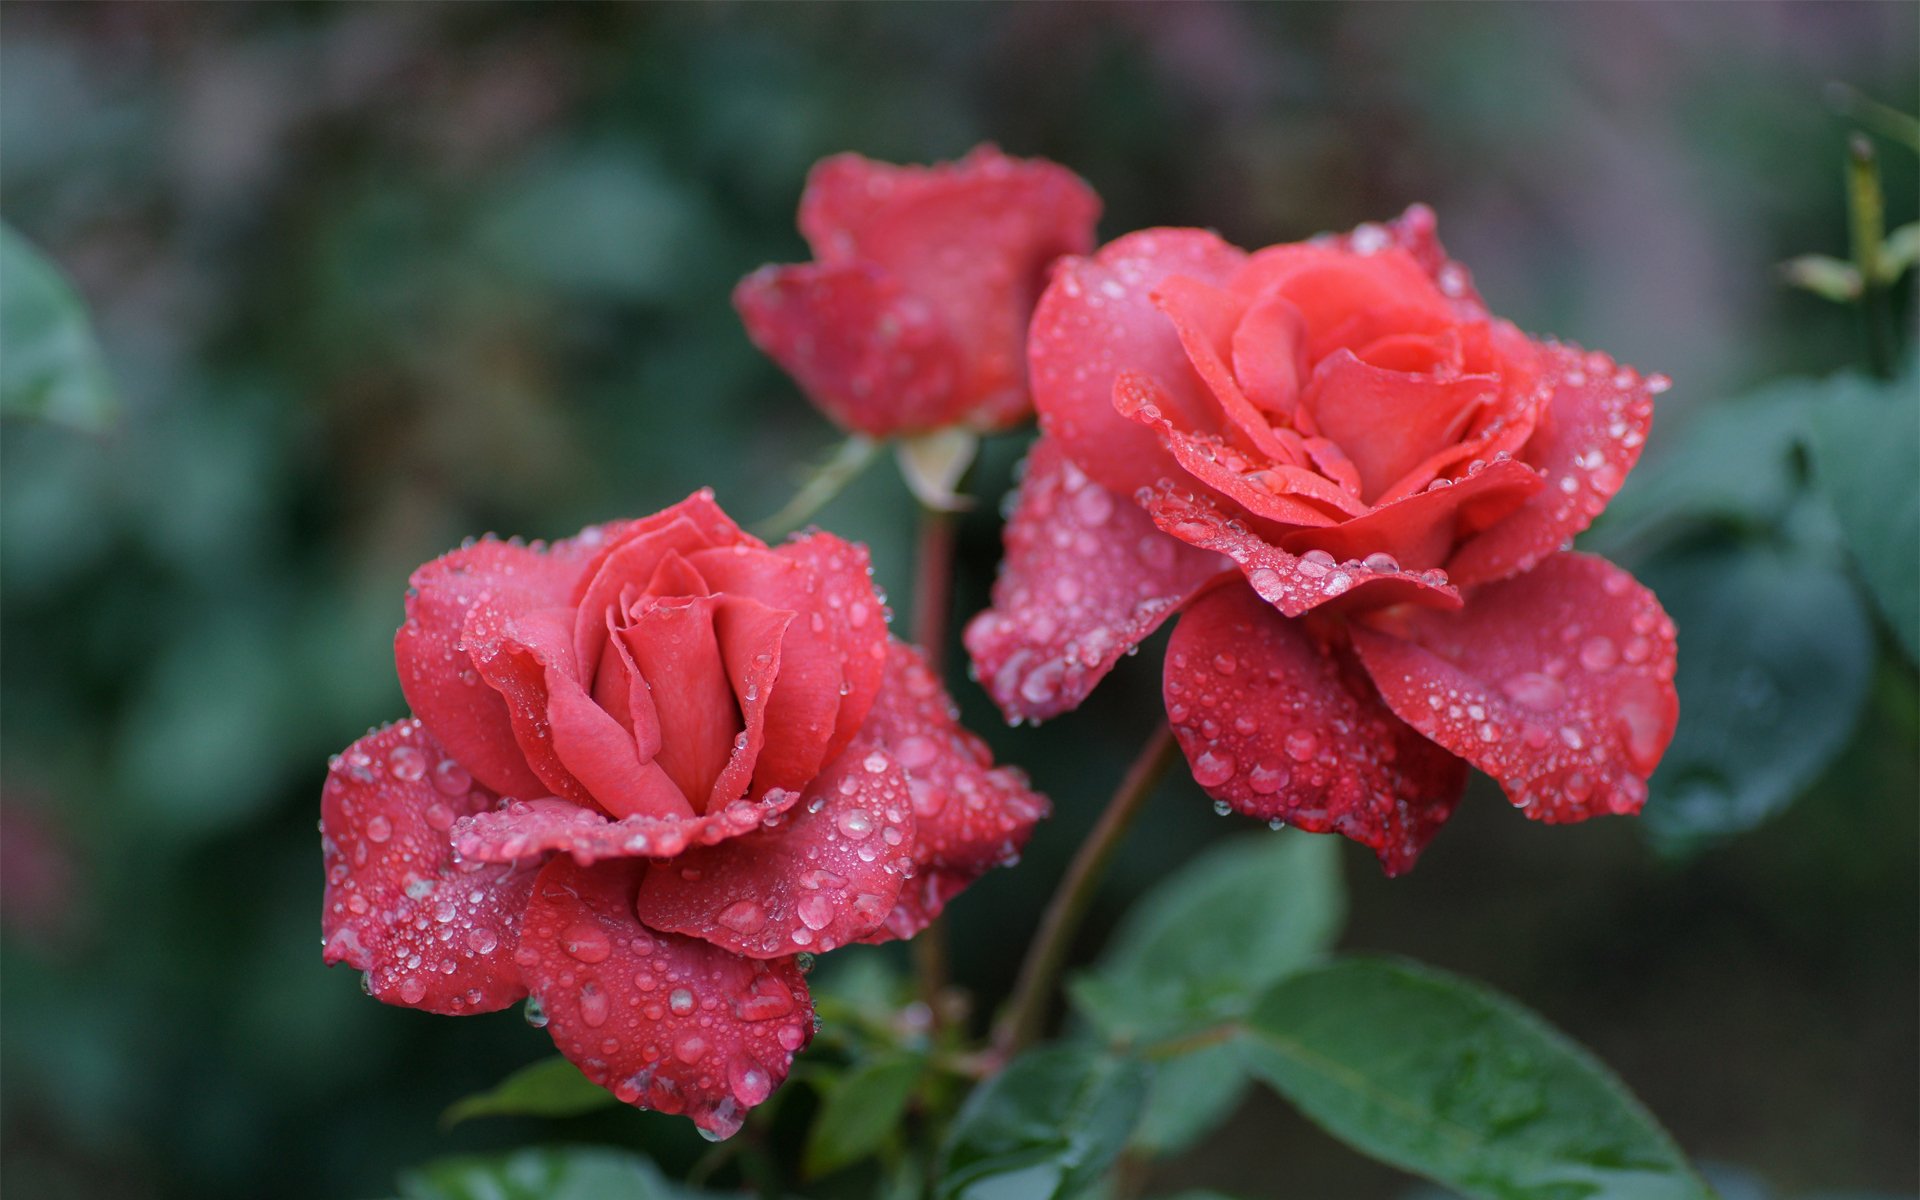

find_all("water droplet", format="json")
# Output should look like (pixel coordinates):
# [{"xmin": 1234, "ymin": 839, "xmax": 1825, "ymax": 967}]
[
  {"xmin": 836, "ymin": 808, "xmax": 874, "ymax": 840},
  {"xmin": 1501, "ymin": 672, "xmax": 1566, "ymax": 711},
  {"xmin": 718, "ymin": 900, "xmax": 767, "ymax": 935},
  {"xmin": 668, "ymin": 987, "xmax": 696, "ymax": 1016},
  {"xmin": 1578, "ymin": 636, "xmax": 1617, "ymax": 672},
  {"xmin": 1284, "ymin": 729, "xmax": 1319, "ymax": 762},
  {"xmin": 562, "ymin": 922, "xmax": 612, "ymax": 964},
  {"xmin": 1191, "ymin": 750, "xmax": 1236, "ymax": 788},
  {"xmin": 796, "ymin": 893, "xmax": 834, "ymax": 931},
  {"xmin": 365, "ymin": 816, "xmax": 392, "ymax": 844}
]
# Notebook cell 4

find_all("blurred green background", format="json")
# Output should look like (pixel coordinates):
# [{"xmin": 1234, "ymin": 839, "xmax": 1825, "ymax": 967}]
[{"xmin": 2, "ymin": 3, "xmax": 1915, "ymax": 1198}]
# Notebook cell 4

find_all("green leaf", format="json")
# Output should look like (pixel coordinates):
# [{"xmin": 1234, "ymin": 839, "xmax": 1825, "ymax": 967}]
[
  {"xmin": 1130, "ymin": 1042, "xmax": 1248, "ymax": 1156},
  {"xmin": 1639, "ymin": 542, "xmax": 1874, "ymax": 849},
  {"xmin": 1240, "ymin": 958, "xmax": 1710, "ymax": 1200},
  {"xmin": 1779, "ymin": 254, "xmax": 1863, "ymax": 302},
  {"xmin": 439, "ymin": 1057, "xmax": 619, "ymax": 1128},
  {"xmin": 938, "ymin": 1045, "xmax": 1149, "ymax": 1200},
  {"xmin": 805, "ymin": 1052, "xmax": 925, "ymax": 1177},
  {"xmin": 1073, "ymin": 830, "xmax": 1345, "ymax": 1041},
  {"xmin": 0, "ymin": 223, "xmax": 118, "ymax": 431},
  {"xmin": 395, "ymin": 1146, "xmax": 686, "ymax": 1200},
  {"xmin": 1805, "ymin": 371, "xmax": 1920, "ymax": 661}
]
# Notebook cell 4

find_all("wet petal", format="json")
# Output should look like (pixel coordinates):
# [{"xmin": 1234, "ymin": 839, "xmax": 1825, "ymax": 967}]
[
  {"xmin": 706, "ymin": 596, "xmax": 794, "ymax": 810},
  {"xmin": 691, "ymin": 533, "xmax": 888, "ymax": 785},
  {"xmin": 635, "ymin": 743, "xmax": 914, "ymax": 957},
  {"xmin": 857, "ymin": 642, "xmax": 1049, "ymax": 941},
  {"xmin": 1445, "ymin": 344, "xmax": 1659, "ymax": 588},
  {"xmin": 516, "ymin": 857, "xmax": 813, "ymax": 1141},
  {"xmin": 572, "ymin": 514, "xmax": 737, "ymax": 681},
  {"xmin": 733, "ymin": 260, "xmax": 963, "ymax": 436},
  {"xmin": 451, "ymin": 791, "xmax": 806, "ymax": 867},
  {"xmin": 467, "ymin": 604, "xmax": 692, "ymax": 820},
  {"xmin": 963, "ymin": 436, "xmax": 1230, "ymax": 722},
  {"xmin": 1300, "ymin": 349, "xmax": 1494, "ymax": 504},
  {"xmin": 1114, "ymin": 370, "xmax": 1363, "ymax": 526},
  {"xmin": 397, "ymin": 534, "xmax": 597, "ymax": 799},
  {"xmin": 321, "ymin": 720, "xmax": 540, "ymax": 1014},
  {"xmin": 1138, "ymin": 482, "xmax": 1462, "ymax": 618},
  {"xmin": 621, "ymin": 596, "xmax": 740, "ymax": 809},
  {"xmin": 1030, "ymin": 228, "xmax": 1247, "ymax": 494},
  {"xmin": 1351, "ymin": 552, "xmax": 1678, "ymax": 822},
  {"xmin": 1281, "ymin": 457, "xmax": 1543, "ymax": 571},
  {"xmin": 1165, "ymin": 588, "xmax": 1467, "ymax": 875},
  {"xmin": 794, "ymin": 146, "xmax": 1102, "ymax": 433}
]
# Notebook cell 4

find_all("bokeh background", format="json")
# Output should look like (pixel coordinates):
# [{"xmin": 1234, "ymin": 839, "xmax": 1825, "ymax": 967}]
[{"xmin": 2, "ymin": 3, "xmax": 1915, "ymax": 1198}]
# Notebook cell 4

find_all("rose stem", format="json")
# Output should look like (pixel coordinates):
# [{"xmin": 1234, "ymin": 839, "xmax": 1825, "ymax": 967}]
[
  {"xmin": 990, "ymin": 722, "xmax": 1180, "ymax": 1061},
  {"xmin": 908, "ymin": 503, "xmax": 959, "ymax": 1021}
]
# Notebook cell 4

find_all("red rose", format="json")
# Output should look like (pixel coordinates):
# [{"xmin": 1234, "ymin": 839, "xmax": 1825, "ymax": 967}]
[
  {"xmin": 734, "ymin": 145, "xmax": 1101, "ymax": 436},
  {"xmin": 964, "ymin": 207, "xmax": 1677, "ymax": 873},
  {"xmin": 322, "ymin": 492, "xmax": 1046, "ymax": 1137}
]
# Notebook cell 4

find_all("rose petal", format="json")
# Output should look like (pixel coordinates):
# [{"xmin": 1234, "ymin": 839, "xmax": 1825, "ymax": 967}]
[
  {"xmin": 635, "ymin": 743, "xmax": 914, "ymax": 957},
  {"xmin": 1280, "ymin": 457, "xmax": 1543, "ymax": 571},
  {"xmin": 1300, "ymin": 349, "xmax": 1495, "ymax": 503},
  {"xmin": 1328, "ymin": 204, "xmax": 1490, "ymax": 319},
  {"xmin": 321, "ymin": 720, "xmax": 540, "ymax": 1014},
  {"xmin": 621, "ymin": 596, "xmax": 740, "ymax": 808},
  {"xmin": 1031, "ymin": 228, "xmax": 1247, "ymax": 494},
  {"xmin": 1445, "ymin": 344, "xmax": 1659, "ymax": 588},
  {"xmin": 451, "ymin": 791, "xmax": 806, "ymax": 867},
  {"xmin": 706, "ymin": 596, "xmax": 795, "ymax": 809},
  {"xmin": 1350, "ymin": 552, "xmax": 1678, "ymax": 822},
  {"xmin": 691, "ymin": 533, "xmax": 888, "ymax": 789},
  {"xmin": 1165, "ymin": 587, "xmax": 1467, "ymax": 875},
  {"xmin": 1114, "ymin": 369, "xmax": 1363, "ymax": 525},
  {"xmin": 1151, "ymin": 275, "xmax": 1308, "ymax": 468},
  {"xmin": 397, "ymin": 534, "xmax": 598, "ymax": 799},
  {"xmin": 963, "ymin": 436, "xmax": 1230, "ymax": 722},
  {"xmin": 794, "ymin": 146, "xmax": 1101, "ymax": 433},
  {"xmin": 468, "ymin": 604, "xmax": 693, "ymax": 820},
  {"xmin": 516, "ymin": 857, "xmax": 813, "ymax": 1140},
  {"xmin": 1138, "ymin": 481, "xmax": 1462, "ymax": 618},
  {"xmin": 573, "ymin": 515, "xmax": 737, "ymax": 680},
  {"xmin": 857, "ymin": 641, "xmax": 1050, "ymax": 941},
  {"xmin": 734, "ymin": 261, "xmax": 963, "ymax": 436}
]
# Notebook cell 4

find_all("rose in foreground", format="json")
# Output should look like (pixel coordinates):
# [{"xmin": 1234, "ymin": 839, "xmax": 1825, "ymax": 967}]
[
  {"xmin": 734, "ymin": 144, "xmax": 1100, "ymax": 437},
  {"xmin": 321, "ymin": 492, "xmax": 1046, "ymax": 1137},
  {"xmin": 966, "ymin": 206, "xmax": 1677, "ymax": 873}
]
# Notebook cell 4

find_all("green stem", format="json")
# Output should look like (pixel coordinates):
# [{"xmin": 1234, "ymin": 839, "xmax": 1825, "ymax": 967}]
[
  {"xmin": 990, "ymin": 724, "xmax": 1181, "ymax": 1061},
  {"xmin": 753, "ymin": 434, "xmax": 882, "ymax": 541},
  {"xmin": 1847, "ymin": 134, "xmax": 1898, "ymax": 379}
]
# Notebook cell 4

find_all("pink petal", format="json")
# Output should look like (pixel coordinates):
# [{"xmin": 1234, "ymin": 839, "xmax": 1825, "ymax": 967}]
[
  {"xmin": 1164, "ymin": 587, "xmax": 1467, "ymax": 875},
  {"xmin": 733, "ymin": 261, "xmax": 963, "ymax": 436},
  {"xmin": 1114, "ymin": 370, "xmax": 1362, "ymax": 526},
  {"xmin": 1030, "ymin": 228, "xmax": 1247, "ymax": 495},
  {"xmin": 515, "ymin": 857, "xmax": 813, "ymax": 1140},
  {"xmin": 572, "ymin": 514, "xmax": 739, "ymax": 684},
  {"xmin": 1138, "ymin": 481, "xmax": 1462, "ymax": 618},
  {"xmin": 691, "ymin": 533, "xmax": 888, "ymax": 785},
  {"xmin": 451, "ymin": 791, "xmax": 806, "ymax": 867},
  {"xmin": 467, "ymin": 604, "xmax": 692, "ymax": 820},
  {"xmin": 1445, "ymin": 344, "xmax": 1659, "ymax": 588},
  {"xmin": 1350, "ymin": 552, "xmax": 1678, "ymax": 821},
  {"xmin": 321, "ymin": 720, "xmax": 540, "ymax": 1014},
  {"xmin": 857, "ymin": 641, "xmax": 1050, "ymax": 941},
  {"xmin": 963, "ymin": 436, "xmax": 1230, "ymax": 722},
  {"xmin": 634, "ymin": 742, "xmax": 914, "ymax": 957},
  {"xmin": 1151, "ymin": 275, "xmax": 1306, "ymax": 468},
  {"xmin": 706, "ymin": 596, "xmax": 795, "ymax": 810},
  {"xmin": 793, "ymin": 146, "xmax": 1102, "ymax": 433},
  {"xmin": 1326, "ymin": 204, "xmax": 1490, "ymax": 318},
  {"xmin": 1299, "ymin": 349, "xmax": 1496, "ymax": 504},
  {"xmin": 396, "ymin": 535, "xmax": 592, "ymax": 799},
  {"xmin": 620, "ymin": 596, "xmax": 740, "ymax": 809},
  {"xmin": 1280, "ymin": 457, "xmax": 1543, "ymax": 572}
]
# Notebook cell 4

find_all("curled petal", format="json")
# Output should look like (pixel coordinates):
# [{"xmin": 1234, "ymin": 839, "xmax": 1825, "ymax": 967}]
[
  {"xmin": 1165, "ymin": 588, "xmax": 1467, "ymax": 875},
  {"xmin": 1351, "ymin": 552, "xmax": 1678, "ymax": 821},
  {"xmin": 734, "ymin": 261, "xmax": 962, "ymax": 436},
  {"xmin": 858, "ymin": 642, "xmax": 1050, "ymax": 941},
  {"xmin": 635, "ymin": 743, "xmax": 915, "ymax": 957},
  {"xmin": 321, "ymin": 720, "xmax": 540, "ymax": 1014},
  {"xmin": 1281, "ymin": 457, "xmax": 1543, "ymax": 572},
  {"xmin": 692, "ymin": 532, "xmax": 888, "ymax": 785},
  {"xmin": 1139, "ymin": 482, "xmax": 1461, "ymax": 618},
  {"xmin": 1445, "ymin": 344, "xmax": 1659, "ymax": 588},
  {"xmin": 397, "ymin": 535, "xmax": 595, "ymax": 799},
  {"xmin": 1324, "ymin": 204, "xmax": 1489, "ymax": 319},
  {"xmin": 516, "ymin": 858, "xmax": 814, "ymax": 1141},
  {"xmin": 451, "ymin": 792, "xmax": 804, "ymax": 867},
  {"xmin": 963, "ymin": 437, "xmax": 1230, "ymax": 722},
  {"xmin": 1030, "ymin": 228, "xmax": 1247, "ymax": 494}
]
